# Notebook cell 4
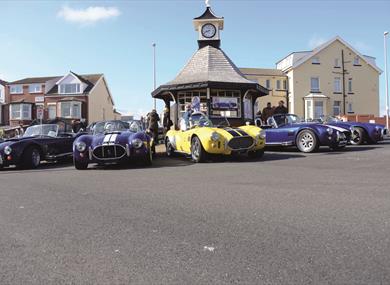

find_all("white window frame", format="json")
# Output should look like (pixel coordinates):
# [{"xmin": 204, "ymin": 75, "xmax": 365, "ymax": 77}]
[
  {"xmin": 348, "ymin": 102, "xmax": 353, "ymax": 113},
  {"xmin": 9, "ymin": 103, "xmax": 32, "ymax": 120},
  {"xmin": 334, "ymin": 58, "xmax": 340, "ymax": 67},
  {"xmin": 47, "ymin": 103, "xmax": 57, "ymax": 120},
  {"xmin": 276, "ymin": 80, "xmax": 281, "ymax": 90},
  {"xmin": 334, "ymin": 77, "xmax": 341, "ymax": 93},
  {"xmin": 59, "ymin": 83, "xmax": 81, "ymax": 94},
  {"xmin": 333, "ymin": 101, "xmax": 341, "ymax": 116},
  {"xmin": 265, "ymin": 79, "xmax": 271, "ymax": 90},
  {"xmin": 354, "ymin": 56, "xmax": 360, "ymax": 65},
  {"xmin": 28, "ymin": 84, "xmax": 42, "ymax": 93},
  {"xmin": 10, "ymin": 85, "xmax": 23, "ymax": 94},
  {"xmin": 283, "ymin": 80, "xmax": 287, "ymax": 90},
  {"xmin": 59, "ymin": 101, "xmax": 82, "ymax": 119},
  {"xmin": 348, "ymin": 78, "xmax": 353, "ymax": 93},
  {"xmin": 310, "ymin": 77, "xmax": 320, "ymax": 92}
]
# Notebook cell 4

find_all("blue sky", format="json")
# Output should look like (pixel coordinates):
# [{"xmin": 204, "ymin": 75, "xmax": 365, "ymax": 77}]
[{"xmin": 1, "ymin": 0, "xmax": 389, "ymax": 117}]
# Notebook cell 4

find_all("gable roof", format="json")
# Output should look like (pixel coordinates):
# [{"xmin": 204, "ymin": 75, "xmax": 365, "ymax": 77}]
[
  {"xmin": 46, "ymin": 73, "xmax": 103, "ymax": 95},
  {"xmin": 9, "ymin": 76, "xmax": 59, "ymax": 85},
  {"xmin": 284, "ymin": 36, "xmax": 382, "ymax": 73},
  {"xmin": 240, "ymin": 68, "xmax": 287, "ymax": 77}
]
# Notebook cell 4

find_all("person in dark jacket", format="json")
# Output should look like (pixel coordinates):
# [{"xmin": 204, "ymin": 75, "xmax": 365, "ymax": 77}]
[
  {"xmin": 273, "ymin": 100, "xmax": 288, "ymax": 115},
  {"xmin": 147, "ymin": 109, "xmax": 160, "ymax": 144},
  {"xmin": 262, "ymin": 102, "xmax": 274, "ymax": 123},
  {"xmin": 162, "ymin": 107, "xmax": 173, "ymax": 134}
]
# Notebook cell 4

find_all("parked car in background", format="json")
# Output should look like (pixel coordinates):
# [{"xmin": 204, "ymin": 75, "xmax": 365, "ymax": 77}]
[
  {"xmin": 0, "ymin": 124, "xmax": 76, "ymax": 169},
  {"xmin": 165, "ymin": 112, "xmax": 266, "ymax": 162},
  {"xmin": 263, "ymin": 114, "xmax": 350, "ymax": 153},
  {"xmin": 317, "ymin": 116, "xmax": 388, "ymax": 145},
  {"xmin": 73, "ymin": 120, "xmax": 153, "ymax": 170}
]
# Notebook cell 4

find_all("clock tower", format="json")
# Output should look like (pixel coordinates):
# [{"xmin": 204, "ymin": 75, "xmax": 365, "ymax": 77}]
[{"xmin": 193, "ymin": 5, "xmax": 224, "ymax": 49}]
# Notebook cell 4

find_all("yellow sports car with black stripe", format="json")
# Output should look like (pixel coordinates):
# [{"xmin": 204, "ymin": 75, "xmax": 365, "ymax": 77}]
[{"xmin": 165, "ymin": 112, "xmax": 266, "ymax": 162}]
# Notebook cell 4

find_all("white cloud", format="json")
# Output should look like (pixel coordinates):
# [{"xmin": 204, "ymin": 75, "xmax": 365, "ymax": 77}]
[
  {"xmin": 308, "ymin": 35, "xmax": 327, "ymax": 49},
  {"xmin": 57, "ymin": 6, "xmax": 121, "ymax": 25}
]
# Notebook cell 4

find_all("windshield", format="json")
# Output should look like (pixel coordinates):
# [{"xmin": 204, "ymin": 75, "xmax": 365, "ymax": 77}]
[
  {"xmin": 273, "ymin": 114, "xmax": 303, "ymax": 127},
  {"xmin": 189, "ymin": 113, "xmax": 213, "ymax": 128},
  {"xmin": 93, "ymin": 121, "xmax": 129, "ymax": 135},
  {"xmin": 129, "ymin": 121, "xmax": 143, "ymax": 133},
  {"xmin": 323, "ymin": 116, "xmax": 341, "ymax": 123},
  {"xmin": 23, "ymin": 124, "xmax": 59, "ymax": 137}
]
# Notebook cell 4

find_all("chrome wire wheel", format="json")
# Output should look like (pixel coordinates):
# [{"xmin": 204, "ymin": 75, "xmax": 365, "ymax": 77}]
[
  {"xmin": 191, "ymin": 138, "xmax": 201, "ymax": 161},
  {"xmin": 351, "ymin": 128, "xmax": 364, "ymax": 145},
  {"xmin": 31, "ymin": 149, "xmax": 41, "ymax": 168},
  {"xmin": 297, "ymin": 130, "xmax": 318, "ymax": 153}
]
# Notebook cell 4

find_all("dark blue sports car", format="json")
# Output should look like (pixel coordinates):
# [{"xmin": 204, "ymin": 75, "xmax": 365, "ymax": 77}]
[
  {"xmin": 263, "ymin": 114, "xmax": 350, "ymax": 153},
  {"xmin": 73, "ymin": 120, "xmax": 153, "ymax": 170},
  {"xmin": 318, "ymin": 116, "xmax": 388, "ymax": 145},
  {"xmin": 0, "ymin": 124, "xmax": 76, "ymax": 169}
]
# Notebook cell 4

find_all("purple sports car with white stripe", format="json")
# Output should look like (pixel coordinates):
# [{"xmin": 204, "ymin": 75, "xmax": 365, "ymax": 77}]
[{"xmin": 73, "ymin": 120, "xmax": 152, "ymax": 170}]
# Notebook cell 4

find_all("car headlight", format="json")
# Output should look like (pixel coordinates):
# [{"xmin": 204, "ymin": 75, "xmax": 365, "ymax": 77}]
[
  {"xmin": 327, "ymin": 127, "xmax": 334, "ymax": 135},
  {"xmin": 132, "ymin": 138, "xmax": 143, "ymax": 149},
  {"xmin": 75, "ymin": 141, "xmax": 87, "ymax": 152},
  {"xmin": 210, "ymin": 132, "xmax": 220, "ymax": 141},
  {"xmin": 258, "ymin": 130, "xmax": 266, "ymax": 140},
  {"xmin": 4, "ymin": 145, "xmax": 12, "ymax": 155}
]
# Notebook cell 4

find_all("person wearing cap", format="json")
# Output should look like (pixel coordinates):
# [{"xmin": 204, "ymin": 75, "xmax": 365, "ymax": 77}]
[
  {"xmin": 162, "ymin": 106, "xmax": 173, "ymax": 134},
  {"xmin": 147, "ymin": 109, "xmax": 160, "ymax": 145},
  {"xmin": 273, "ymin": 100, "xmax": 288, "ymax": 115},
  {"xmin": 262, "ymin": 102, "xmax": 274, "ymax": 123}
]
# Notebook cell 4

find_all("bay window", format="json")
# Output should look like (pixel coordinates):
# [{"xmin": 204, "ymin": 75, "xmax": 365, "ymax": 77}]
[
  {"xmin": 9, "ymin": 104, "xmax": 32, "ymax": 120},
  {"xmin": 59, "ymin": 101, "xmax": 82, "ymax": 119}
]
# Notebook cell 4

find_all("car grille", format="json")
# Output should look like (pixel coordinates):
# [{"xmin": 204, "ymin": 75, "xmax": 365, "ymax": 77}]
[
  {"xmin": 228, "ymin": 136, "xmax": 254, "ymax": 150},
  {"xmin": 93, "ymin": 145, "xmax": 126, "ymax": 160}
]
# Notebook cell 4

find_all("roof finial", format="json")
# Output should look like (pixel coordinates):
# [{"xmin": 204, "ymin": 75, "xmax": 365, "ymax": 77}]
[{"xmin": 205, "ymin": 0, "xmax": 210, "ymax": 8}]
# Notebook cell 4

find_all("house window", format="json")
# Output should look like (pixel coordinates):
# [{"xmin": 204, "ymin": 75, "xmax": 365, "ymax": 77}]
[
  {"xmin": 59, "ymin": 101, "xmax": 82, "ymax": 119},
  {"xmin": 348, "ymin": 102, "xmax": 353, "ymax": 113},
  {"xmin": 310, "ymin": 77, "xmax": 320, "ymax": 92},
  {"xmin": 276, "ymin": 80, "xmax": 281, "ymax": 90},
  {"xmin": 9, "ymin": 104, "xmax": 32, "ymax": 120},
  {"xmin": 334, "ymin": 77, "xmax": 341, "ymax": 93},
  {"xmin": 265, "ymin": 79, "xmax": 271, "ymax": 89},
  {"xmin": 59, "ymin": 83, "xmax": 81, "ymax": 94},
  {"xmin": 333, "ymin": 101, "xmax": 341, "ymax": 116},
  {"xmin": 314, "ymin": 101, "xmax": 324, "ymax": 119},
  {"xmin": 48, "ymin": 104, "xmax": 57, "ymax": 119},
  {"xmin": 348, "ymin": 78, "xmax": 353, "ymax": 93},
  {"xmin": 10, "ymin": 85, "xmax": 23, "ymax": 94},
  {"xmin": 283, "ymin": 80, "xmax": 287, "ymax": 90},
  {"xmin": 334, "ymin": 58, "xmax": 340, "ymax": 67},
  {"xmin": 312, "ymin": 57, "xmax": 320, "ymax": 64},
  {"xmin": 353, "ymin": 56, "xmax": 360, "ymax": 66},
  {"xmin": 305, "ymin": 100, "xmax": 312, "ymax": 120},
  {"xmin": 29, "ymin": 84, "xmax": 42, "ymax": 93}
]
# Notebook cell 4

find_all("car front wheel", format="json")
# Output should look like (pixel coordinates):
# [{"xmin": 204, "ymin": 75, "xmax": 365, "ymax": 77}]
[
  {"xmin": 74, "ymin": 158, "xmax": 88, "ymax": 170},
  {"xmin": 296, "ymin": 130, "xmax": 319, "ymax": 153},
  {"xmin": 166, "ymin": 138, "xmax": 175, "ymax": 157},
  {"xmin": 191, "ymin": 136, "xmax": 207, "ymax": 163},
  {"xmin": 23, "ymin": 146, "xmax": 41, "ymax": 169}
]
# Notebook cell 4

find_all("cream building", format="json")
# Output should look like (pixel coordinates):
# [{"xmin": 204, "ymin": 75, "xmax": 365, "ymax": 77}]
[
  {"xmin": 276, "ymin": 36, "xmax": 382, "ymax": 119},
  {"xmin": 240, "ymin": 68, "xmax": 288, "ymax": 112}
]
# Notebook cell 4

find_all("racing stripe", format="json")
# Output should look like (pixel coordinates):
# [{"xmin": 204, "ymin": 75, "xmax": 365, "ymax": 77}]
[
  {"xmin": 103, "ymin": 134, "xmax": 111, "ymax": 144},
  {"xmin": 235, "ymin": 129, "xmax": 249, "ymax": 136},
  {"xmin": 224, "ymin": 128, "xmax": 241, "ymax": 137},
  {"xmin": 110, "ymin": 134, "xmax": 118, "ymax": 144}
]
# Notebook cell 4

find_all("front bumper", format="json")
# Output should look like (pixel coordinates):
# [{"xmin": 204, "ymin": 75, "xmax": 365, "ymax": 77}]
[{"xmin": 204, "ymin": 137, "xmax": 265, "ymax": 155}]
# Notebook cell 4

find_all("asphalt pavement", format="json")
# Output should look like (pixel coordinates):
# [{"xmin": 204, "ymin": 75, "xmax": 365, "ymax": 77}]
[{"xmin": 1, "ymin": 142, "xmax": 390, "ymax": 284}]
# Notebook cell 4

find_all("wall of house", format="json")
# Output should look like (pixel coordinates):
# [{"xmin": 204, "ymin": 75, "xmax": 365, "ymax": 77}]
[
  {"xmin": 0, "ymin": 85, "xmax": 4, "ymax": 124},
  {"xmin": 286, "ymin": 40, "xmax": 380, "ymax": 118},
  {"xmin": 87, "ymin": 77, "xmax": 115, "ymax": 123}
]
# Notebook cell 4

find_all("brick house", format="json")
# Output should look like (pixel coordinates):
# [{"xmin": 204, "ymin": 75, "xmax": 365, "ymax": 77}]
[
  {"xmin": 3, "ymin": 71, "xmax": 117, "ymax": 127},
  {"xmin": 0, "ymin": 79, "xmax": 7, "ymax": 125}
]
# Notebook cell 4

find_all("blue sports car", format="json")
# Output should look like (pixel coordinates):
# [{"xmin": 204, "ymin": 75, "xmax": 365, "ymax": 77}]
[
  {"xmin": 318, "ymin": 116, "xmax": 388, "ymax": 145},
  {"xmin": 263, "ymin": 114, "xmax": 350, "ymax": 153},
  {"xmin": 73, "ymin": 120, "xmax": 153, "ymax": 170}
]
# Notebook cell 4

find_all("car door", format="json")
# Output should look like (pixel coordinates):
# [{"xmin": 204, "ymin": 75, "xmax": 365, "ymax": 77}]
[{"xmin": 265, "ymin": 124, "xmax": 296, "ymax": 145}]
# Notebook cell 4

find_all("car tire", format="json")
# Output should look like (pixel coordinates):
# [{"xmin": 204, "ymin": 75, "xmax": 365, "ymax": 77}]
[
  {"xmin": 296, "ymin": 130, "xmax": 319, "ymax": 153},
  {"xmin": 351, "ymin": 127, "xmax": 365, "ymax": 145},
  {"xmin": 22, "ymin": 146, "xmax": 41, "ymax": 169},
  {"xmin": 166, "ymin": 138, "xmax": 175, "ymax": 157},
  {"xmin": 248, "ymin": 149, "xmax": 264, "ymax": 159},
  {"xmin": 74, "ymin": 158, "xmax": 88, "ymax": 170},
  {"xmin": 191, "ymin": 136, "xmax": 207, "ymax": 163}
]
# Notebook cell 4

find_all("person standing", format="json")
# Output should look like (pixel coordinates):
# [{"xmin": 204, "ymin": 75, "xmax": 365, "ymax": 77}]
[
  {"xmin": 147, "ymin": 109, "xmax": 160, "ymax": 144},
  {"xmin": 274, "ymin": 100, "xmax": 288, "ymax": 115},
  {"xmin": 262, "ymin": 102, "xmax": 274, "ymax": 123},
  {"xmin": 162, "ymin": 107, "xmax": 173, "ymax": 134}
]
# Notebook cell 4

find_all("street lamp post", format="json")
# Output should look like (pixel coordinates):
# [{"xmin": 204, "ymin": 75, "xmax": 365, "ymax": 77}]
[
  {"xmin": 152, "ymin": 43, "xmax": 157, "ymax": 110},
  {"xmin": 384, "ymin": 31, "xmax": 389, "ymax": 132}
]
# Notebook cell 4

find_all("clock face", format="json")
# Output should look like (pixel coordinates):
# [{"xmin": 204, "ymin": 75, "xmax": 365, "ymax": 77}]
[{"xmin": 201, "ymin": 23, "xmax": 217, "ymax": 39}]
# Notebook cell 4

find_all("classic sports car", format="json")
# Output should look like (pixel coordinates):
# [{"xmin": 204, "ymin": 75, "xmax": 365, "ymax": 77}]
[
  {"xmin": 165, "ymin": 112, "xmax": 266, "ymax": 162},
  {"xmin": 318, "ymin": 116, "xmax": 388, "ymax": 145},
  {"xmin": 0, "ymin": 124, "xmax": 76, "ymax": 169},
  {"xmin": 263, "ymin": 114, "xmax": 351, "ymax": 153},
  {"xmin": 73, "ymin": 120, "xmax": 153, "ymax": 170}
]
